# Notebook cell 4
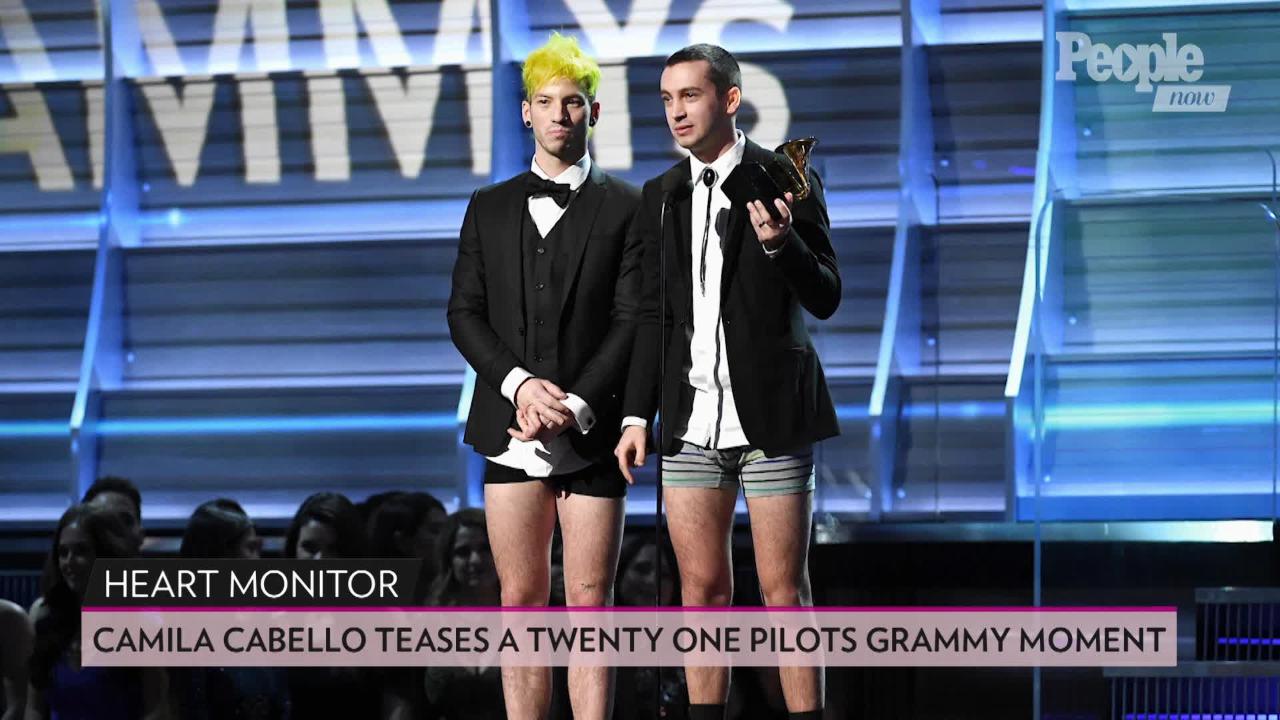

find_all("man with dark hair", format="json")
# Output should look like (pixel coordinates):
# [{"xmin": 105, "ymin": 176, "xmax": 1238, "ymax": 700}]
[
  {"xmin": 665, "ymin": 44, "xmax": 741, "ymax": 96},
  {"xmin": 82, "ymin": 475, "xmax": 145, "ymax": 554},
  {"xmin": 615, "ymin": 43, "xmax": 839, "ymax": 720}
]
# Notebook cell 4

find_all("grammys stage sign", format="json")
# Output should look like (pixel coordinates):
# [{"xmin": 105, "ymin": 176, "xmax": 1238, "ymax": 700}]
[{"xmin": 0, "ymin": 0, "xmax": 859, "ymax": 197}]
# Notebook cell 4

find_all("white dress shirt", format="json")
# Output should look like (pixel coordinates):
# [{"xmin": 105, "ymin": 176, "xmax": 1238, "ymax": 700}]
[
  {"xmin": 678, "ymin": 131, "xmax": 748, "ymax": 449},
  {"xmin": 490, "ymin": 153, "xmax": 596, "ymax": 477},
  {"xmin": 622, "ymin": 132, "xmax": 785, "ymax": 449}
]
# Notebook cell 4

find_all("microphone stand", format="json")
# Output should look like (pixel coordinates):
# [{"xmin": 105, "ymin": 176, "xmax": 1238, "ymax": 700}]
[
  {"xmin": 655, "ymin": 189, "xmax": 671, "ymax": 607},
  {"xmin": 652, "ymin": 186, "xmax": 675, "ymax": 714}
]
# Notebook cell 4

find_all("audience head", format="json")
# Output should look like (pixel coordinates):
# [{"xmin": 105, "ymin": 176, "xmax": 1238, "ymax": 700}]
[
  {"xmin": 356, "ymin": 490, "xmax": 404, "ymax": 525},
  {"xmin": 429, "ymin": 509, "xmax": 498, "ymax": 605},
  {"xmin": 285, "ymin": 492, "xmax": 367, "ymax": 560},
  {"xmin": 31, "ymin": 505, "xmax": 135, "ymax": 689},
  {"xmin": 368, "ymin": 492, "xmax": 447, "ymax": 560},
  {"xmin": 181, "ymin": 498, "xmax": 261, "ymax": 559},
  {"xmin": 42, "ymin": 503, "xmax": 136, "ymax": 601},
  {"xmin": 616, "ymin": 535, "xmax": 679, "ymax": 606},
  {"xmin": 82, "ymin": 475, "xmax": 145, "ymax": 553}
]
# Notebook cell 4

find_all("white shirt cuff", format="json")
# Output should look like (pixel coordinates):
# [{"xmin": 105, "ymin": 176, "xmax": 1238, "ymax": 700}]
[
  {"xmin": 562, "ymin": 393, "xmax": 595, "ymax": 434},
  {"xmin": 501, "ymin": 367, "xmax": 534, "ymax": 405},
  {"xmin": 621, "ymin": 416, "xmax": 648, "ymax": 430},
  {"xmin": 763, "ymin": 237, "xmax": 787, "ymax": 257}
]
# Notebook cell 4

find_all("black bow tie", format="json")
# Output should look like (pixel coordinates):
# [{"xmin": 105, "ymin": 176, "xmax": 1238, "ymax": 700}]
[{"xmin": 525, "ymin": 174, "xmax": 574, "ymax": 208}]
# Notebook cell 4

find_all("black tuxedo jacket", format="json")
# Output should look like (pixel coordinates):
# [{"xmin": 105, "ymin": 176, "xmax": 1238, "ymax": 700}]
[
  {"xmin": 623, "ymin": 137, "xmax": 841, "ymax": 456},
  {"xmin": 448, "ymin": 165, "xmax": 643, "ymax": 460}
]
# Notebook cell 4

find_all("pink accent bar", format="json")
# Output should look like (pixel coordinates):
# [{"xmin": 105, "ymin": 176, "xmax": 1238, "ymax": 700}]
[{"xmin": 82, "ymin": 605, "xmax": 1180, "ymax": 613}]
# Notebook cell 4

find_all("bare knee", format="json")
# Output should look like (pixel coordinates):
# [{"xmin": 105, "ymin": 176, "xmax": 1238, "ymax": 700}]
[
  {"xmin": 681, "ymin": 567, "xmax": 733, "ymax": 607},
  {"xmin": 565, "ymin": 578, "xmax": 614, "ymax": 607},
  {"xmin": 759, "ymin": 570, "xmax": 812, "ymax": 608},
  {"xmin": 501, "ymin": 577, "xmax": 550, "ymax": 607}
]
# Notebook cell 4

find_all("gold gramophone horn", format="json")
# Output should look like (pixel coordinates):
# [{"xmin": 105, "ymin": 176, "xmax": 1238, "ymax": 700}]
[{"xmin": 770, "ymin": 137, "xmax": 818, "ymax": 201}]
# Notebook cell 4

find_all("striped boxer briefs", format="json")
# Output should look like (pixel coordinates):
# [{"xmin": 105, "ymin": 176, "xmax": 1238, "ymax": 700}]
[{"xmin": 661, "ymin": 441, "xmax": 815, "ymax": 497}]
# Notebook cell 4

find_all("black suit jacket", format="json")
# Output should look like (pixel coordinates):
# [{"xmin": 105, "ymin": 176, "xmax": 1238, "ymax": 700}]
[
  {"xmin": 448, "ymin": 165, "xmax": 643, "ymax": 460},
  {"xmin": 623, "ymin": 138, "xmax": 841, "ymax": 456}
]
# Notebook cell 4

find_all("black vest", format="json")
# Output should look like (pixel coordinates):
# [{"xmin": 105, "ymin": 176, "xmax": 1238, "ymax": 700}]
[{"xmin": 521, "ymin": 204, "xmax": 571, "ymax": 378}]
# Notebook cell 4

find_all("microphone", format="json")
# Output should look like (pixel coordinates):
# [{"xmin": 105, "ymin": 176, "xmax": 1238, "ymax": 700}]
[
  {"xmin": 655, "ymin": 172, "xmax": 690, "ymax": 378},
  {"xmin": 657, "ymin": 174, "xmax": 688, "ymax": 265},
  {"xmin": 660, "ymin": 173, "xmax": 692, "ymax": 203}
]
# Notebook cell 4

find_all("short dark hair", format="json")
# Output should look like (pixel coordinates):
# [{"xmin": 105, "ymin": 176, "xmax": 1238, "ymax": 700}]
[
  {"xmin": 368, "ymin": 492, "xmax": 447, "ymax": 558},
  {"xmin": 284, "ymin": 492, "xmax": 367, "ymax": 559},
  {"xmin": 181, "ymin": 499, "xmax": 254, "ymax": 559},
  {"xmin": 665, "ymin": 44, "xmax": 741, "ymax": 97},
  {"xmin": 356, "ymin": 490, "xmax": 405, "ymax": 524},
  {"xmin": 83, "ymin": 476, "xmax": 142, "ymax": 517}
]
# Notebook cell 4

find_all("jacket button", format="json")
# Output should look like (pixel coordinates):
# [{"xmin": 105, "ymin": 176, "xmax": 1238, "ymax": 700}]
[
  {"xmin": 536, "ymin": 247, "xmax": 546, "ymax": 255},
  {"xmin": 534, "ymin": 354, "xmax": 544, "ymax": 363},
  {"xmin": 536, "ymin": 282, "xmax": 545, "ymax": 291},
  {"xmin": 535, "ymin": 319, "xmax": 544, "ymax": 326},
  {"xmin": 517, "ymin": 327, "xmax": 525, "ymax": 336}
]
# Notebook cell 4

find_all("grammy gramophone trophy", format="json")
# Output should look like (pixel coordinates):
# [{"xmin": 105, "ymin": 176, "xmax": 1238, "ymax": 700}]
[
  {"xmin": 769, "ymin": 137, "xmax": 818, "ymax": 200},
  {"xmin": 723, "ymin": 137, "xmax": 818, "ymax": 220}
]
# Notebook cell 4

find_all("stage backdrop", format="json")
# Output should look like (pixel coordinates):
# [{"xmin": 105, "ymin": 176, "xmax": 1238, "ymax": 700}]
[{"xmin": 2, "ymin": 0, "xmax": 1046, "ymax": 523}]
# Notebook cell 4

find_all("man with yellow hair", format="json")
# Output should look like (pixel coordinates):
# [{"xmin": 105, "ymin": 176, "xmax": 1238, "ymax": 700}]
[{"xmin": 447, "ymin": 32, "xmax": 641, "ymax": 720}]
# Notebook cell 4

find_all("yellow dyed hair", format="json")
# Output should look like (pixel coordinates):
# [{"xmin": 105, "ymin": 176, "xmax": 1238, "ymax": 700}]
[{"xmin": 522, "ymin": 33, "xmax": 600, "ymax": 101}]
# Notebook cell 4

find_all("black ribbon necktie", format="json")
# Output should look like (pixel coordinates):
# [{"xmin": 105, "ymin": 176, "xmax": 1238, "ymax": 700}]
[
  {"xmin": 525, "ymin": 174, "xmax": 573, "ymax": 208},
  {"xmin": 698, "ymin": 167, "xmax": 717, "ymax": 296}
]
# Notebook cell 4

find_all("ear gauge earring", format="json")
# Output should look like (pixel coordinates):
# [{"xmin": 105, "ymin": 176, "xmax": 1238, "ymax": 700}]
[{"xmin": 525, "ymin": 120, "xmax": 533, "ymax": 128}]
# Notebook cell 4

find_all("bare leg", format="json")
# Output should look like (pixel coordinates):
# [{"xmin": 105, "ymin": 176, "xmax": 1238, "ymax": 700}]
[
  {"xmin": 663, "ymin": 484, "xmax": 738, "ymax": 704},
  {"xmin": 745, "ymin": 490, "xmax": 822, "ymax": 712},
  {"xmin": 556, "ymin": 489, "xmax": 626, "ymax": 720},
  {"xmin": 485, "ymin": 481, "xmax": 558, "ymax": 720}
]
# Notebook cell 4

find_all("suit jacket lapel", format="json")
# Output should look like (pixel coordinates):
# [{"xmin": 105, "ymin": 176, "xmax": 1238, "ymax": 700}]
[
  {"xmin": 496, "ymin": 176, "xmax": 527, "ymax": 320},
  {"xmin": 669, "ymin": 161, "xmax": 694, "ymax": 318},
  {"xmin": 719, "ymin": 201, "xmax": 748, "ymax": 302},
  {"xmin": 720, "ymin": 139, "xmax": 770, "ymax": 302},
  {"xmin": 558, "ymin": 164, "xmax": 608, "ymax": 314}
]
